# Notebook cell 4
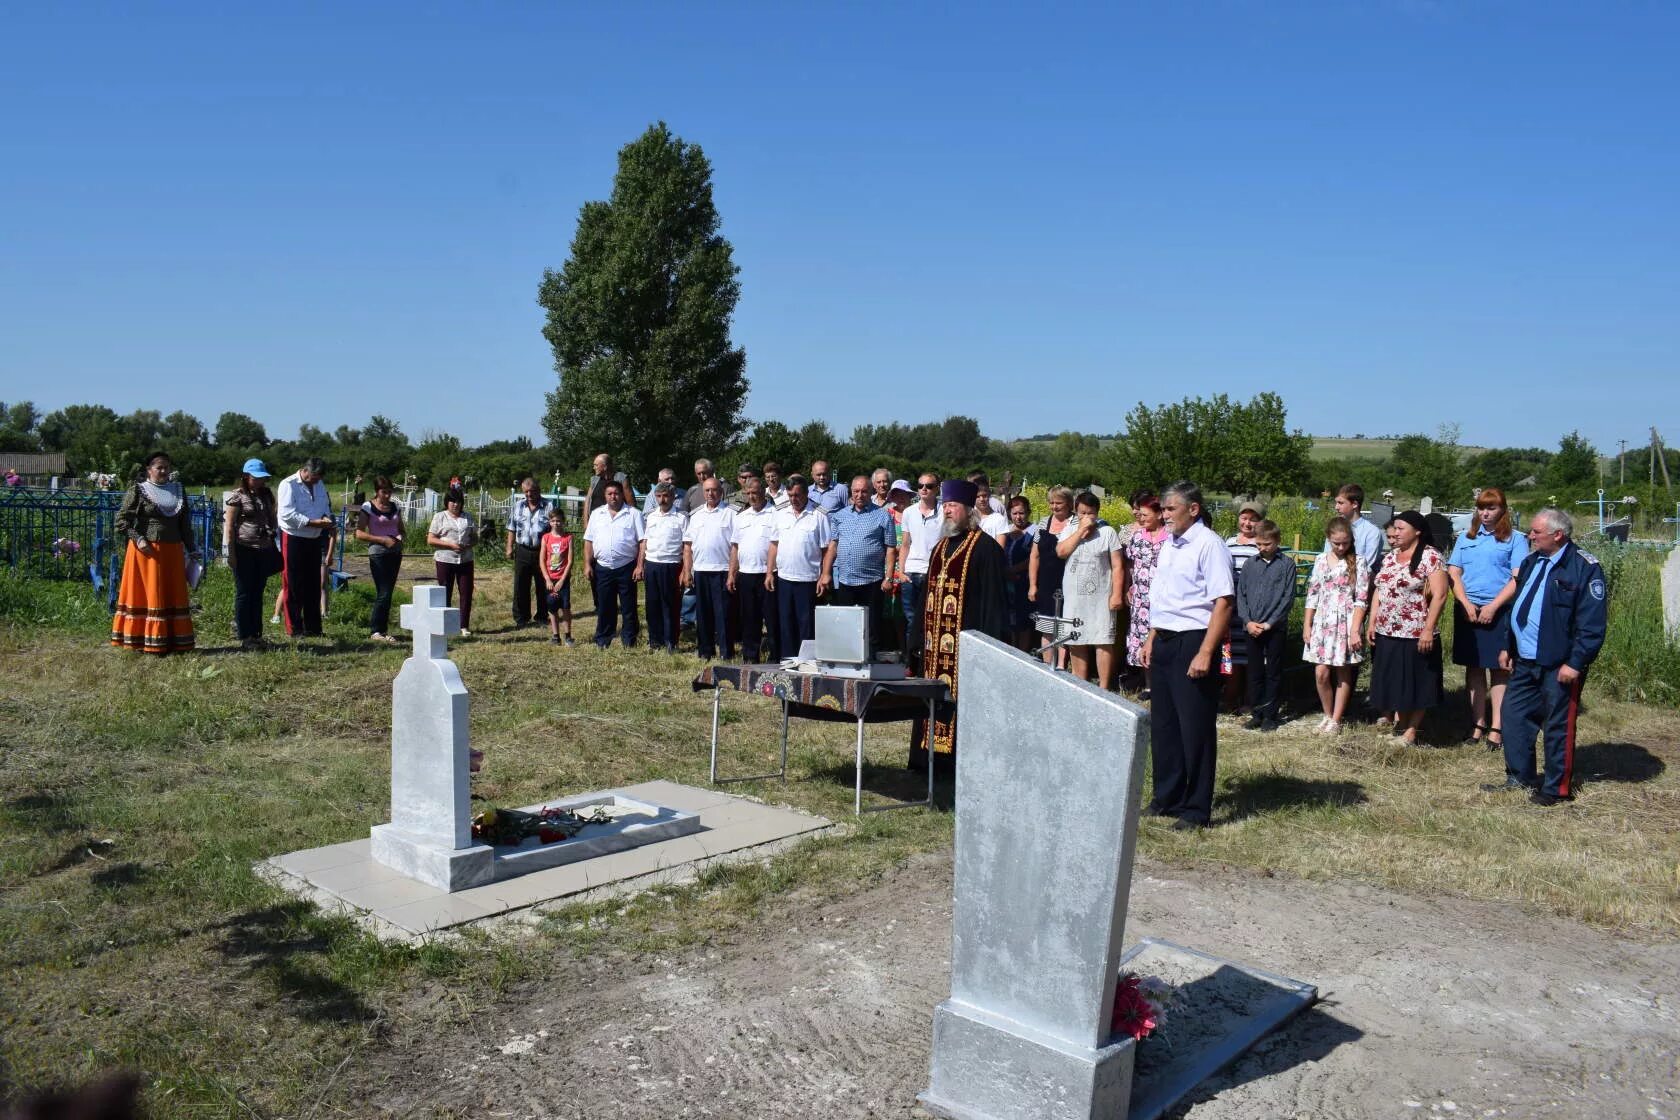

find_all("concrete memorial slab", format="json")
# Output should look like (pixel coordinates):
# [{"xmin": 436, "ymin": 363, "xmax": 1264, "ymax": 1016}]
[{"xmin": 920, "ymin": 633, "xmax": 1316, "ymax": 1120}]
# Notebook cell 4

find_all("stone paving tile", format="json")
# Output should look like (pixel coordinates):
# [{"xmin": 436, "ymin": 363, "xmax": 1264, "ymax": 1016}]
[
  {"xmin": 379, "ymin": 893, "xmax": 499, "ymax": 934},
  {"xmin": 337, "ymin": 875, "xmax": 444, "ymax": 912},
  {"xmin": 305, "ymin": 857, "xmax": 405, "ymax": 894},
  {"xmin": 273, "ymin": 839, "xmax": 371, "ymax": 875}
]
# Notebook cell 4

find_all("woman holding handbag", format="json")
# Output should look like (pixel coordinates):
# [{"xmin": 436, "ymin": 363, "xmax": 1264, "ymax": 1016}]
[{"xmin": 224, "ymin": 457, "xmax": 281, "ymax": 648}]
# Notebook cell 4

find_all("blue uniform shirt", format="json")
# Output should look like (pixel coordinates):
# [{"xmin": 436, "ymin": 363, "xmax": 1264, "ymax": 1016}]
[
  {"xmin": 1507, "ymin": 542, "xmax": 1608, "ymax": 670},
  {"xmin": 829, "ymin": 503, "xmax": 896, "ymax": 586},
  {"xmin": 808, "ymin": 482, "xmax": 847, "ymax": 515},
  {"xmin": 1448, "ymin": 529, "xmax": 1529, "ymax": 604},
  {"xmin": 1512, "ymin": 553, "xmax": 1554, "ymax": 660}
]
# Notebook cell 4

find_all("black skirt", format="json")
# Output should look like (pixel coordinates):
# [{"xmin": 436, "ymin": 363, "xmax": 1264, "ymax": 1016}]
[
  {"xmin": 1452, "ymin": 601, "xmax": 1511, "ymax": 668},
  {"xmin": 1371, "ymin": 632, "xmax": 1443, "ymax": 711}
]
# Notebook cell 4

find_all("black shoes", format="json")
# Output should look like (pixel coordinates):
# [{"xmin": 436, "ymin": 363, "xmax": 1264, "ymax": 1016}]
[
  {"xmin": 1529, "ymin": 790, "xmax": 1574, "ymax": 807},
  {"xmin": 1480, "ymin": 778, "xmax": 1533, "ymax": 793},
  {"xmin": 1171, "ymin": 817, "xmax": 1207, "ymax": 832},
  {"xmin": 1243, "ymin": 716, "xmax": 1264, "ymax": 730}
]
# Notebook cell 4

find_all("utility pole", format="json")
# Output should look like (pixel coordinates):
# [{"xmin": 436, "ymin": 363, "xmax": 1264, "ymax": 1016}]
[{"xmin": 1619, "ymin": 438, "xmax": 1627, "ymax": 486}]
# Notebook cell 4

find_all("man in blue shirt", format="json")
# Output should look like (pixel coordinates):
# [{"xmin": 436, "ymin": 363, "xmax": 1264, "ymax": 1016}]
[
  {"xmin": 1324, "ymin": 483, "xmax": 1384, "ymax": 573},
  {"xmin": 808, "ymin": 460, "xmax": 848, "ymax": 515},
  {"xmin": 829, "ymin": 476, "xmax": 898, "ymax": 656},
  {"xmin": 1484, "ymin": 508, "xmax": 1608, "ymax": 805},
  {"xmin": 506, "ymin": 474, "xmax": 554, "ymax": 629}
]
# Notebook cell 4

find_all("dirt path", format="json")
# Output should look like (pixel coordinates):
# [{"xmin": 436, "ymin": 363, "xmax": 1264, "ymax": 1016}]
[{"xmin": 345, "ymin": 852, "xmax": 1679, "ymax": 1119}]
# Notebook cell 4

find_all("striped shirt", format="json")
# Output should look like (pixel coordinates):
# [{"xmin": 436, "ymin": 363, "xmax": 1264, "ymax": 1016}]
[{"xmin": 507, "ymin": 496, "xmax": 552, "ymax": 548}]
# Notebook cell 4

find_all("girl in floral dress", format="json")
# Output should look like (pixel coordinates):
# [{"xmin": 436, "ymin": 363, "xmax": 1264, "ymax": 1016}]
[
  {"xmin": 1124, "ymin": 494, "xmax": 1169, "ymax": 692},
  {"xmin": 1302, "ymin": 516, "xmax": 1371, "ymax": 734}
]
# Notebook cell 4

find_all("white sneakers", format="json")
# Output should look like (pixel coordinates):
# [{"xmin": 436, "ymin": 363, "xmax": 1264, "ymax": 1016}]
[{"xmin": 1316, "ymin": 716, "xmax": 1342, "ymax": 735}]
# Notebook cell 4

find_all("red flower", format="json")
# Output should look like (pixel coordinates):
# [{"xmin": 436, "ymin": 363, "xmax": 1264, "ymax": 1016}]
[{"xmin": 1110, "ymin": 975, "xmax": 1158, "ymax": 1042}]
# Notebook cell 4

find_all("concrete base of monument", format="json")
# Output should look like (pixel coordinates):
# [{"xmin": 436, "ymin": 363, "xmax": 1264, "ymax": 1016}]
[
  {"xmin": 258, "ymin": 781, "xmax": 831, "ymax": 942},
  {"xmin": 368, "ymin": 825, "xmax": 494, "ymax": 892},
  {"xmin": 920, "ymin": 1000, "xmax": 1136, "ymax": 1120},
  {"xmin": 920, "ymin": 938, "xmax": 1316, "ymax": 1120}
]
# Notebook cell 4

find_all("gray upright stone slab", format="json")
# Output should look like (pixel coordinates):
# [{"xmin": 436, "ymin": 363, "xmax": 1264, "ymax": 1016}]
[
  {"xmin": 1663, "ymin": 546, "xmax": 1680, "ymax": 642},
  {"xmin": 922, "ymin": 633, "xmax": 1149, "ymax": 1120},
  {"xmin": 369, "ymin": 584, "xmax": 493, "ymax": 891}
]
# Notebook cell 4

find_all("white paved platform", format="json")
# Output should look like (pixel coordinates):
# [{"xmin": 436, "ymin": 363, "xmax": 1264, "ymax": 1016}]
[{"xmin": 257, "ymin": 781, "xmax": 833, "ymax": 941}]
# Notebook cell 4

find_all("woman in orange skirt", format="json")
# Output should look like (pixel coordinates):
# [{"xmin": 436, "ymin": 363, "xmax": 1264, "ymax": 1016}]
[{"xmin": 112, "ymin": 451, "xmax": 198, "ymax": 655}]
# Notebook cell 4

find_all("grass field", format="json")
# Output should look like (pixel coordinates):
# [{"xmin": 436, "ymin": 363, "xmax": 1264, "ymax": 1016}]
[{"xmin": 2, "ymin": 559, "xmax": 1677, "ymax": 1116}]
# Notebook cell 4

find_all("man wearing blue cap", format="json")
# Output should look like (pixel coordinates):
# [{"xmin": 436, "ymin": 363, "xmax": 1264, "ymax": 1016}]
[{"xmin": 912, "ymin": 477, "xmax": 1011, "ymax": 772}]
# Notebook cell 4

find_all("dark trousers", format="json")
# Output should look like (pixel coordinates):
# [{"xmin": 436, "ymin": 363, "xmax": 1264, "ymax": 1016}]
[
  {"xmin": 368, "ymin": 550, "xmax": 402, "ymax": 635},
  {"xmin": 511, "ymin": 543, "xmax": 549, "ymax": 625},
  {"xmin": 644, "ymin": 561, "xmax": 681, "ymax": 650},
  {"xmin": 694, "ymin": 570, "xmax": 732, "ymax": 659},
  {"xmin": 777, "ymin": 579, "xmax": 818, "ymax": 660},
  {"xmin": 434, "ymin": 561, "xmax": 474, "ymax": 629},
  {"xmin": 1150, "ymin": 629, "xmax": 1222, "ymax": 825},
  {"xmin": 232, "ymin": 544, "xmax": 270, "ymax": 641},
  {"xmin": 1502, "ymin": 658, "xmax": 1585, "ymax": 798},
  {"xmin": 281, "ymin": 533, "xmax": 324, "ymax": 637},
  {"xmin": 1244, "ymin": 624, "xmax": 1286, "ymax": 721},
  {"xmin": 737, "ymin": 572, "xmax": 778, "ymax": 662},
  {"xmin": 900, "ymin": 572, "xmax": 927, "ymax": 666},
  {"xmin": 592, "ymin": 562, "xmax": 638, "ymax": 648},
  {"xmin": 833, "ymin": 582, "xmax": 885, "ymax": 657}
]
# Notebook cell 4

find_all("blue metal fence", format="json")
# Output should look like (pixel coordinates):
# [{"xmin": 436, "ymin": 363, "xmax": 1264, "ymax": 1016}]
[{"xmin": 0, "ymin": 486, "xmax": 220, "ymax": 605}]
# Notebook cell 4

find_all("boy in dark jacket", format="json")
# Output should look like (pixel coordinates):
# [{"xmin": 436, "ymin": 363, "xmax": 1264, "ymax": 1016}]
[{"xmin": 1236, "ymin": 521, "xmax": 1296, "ymax": 731}]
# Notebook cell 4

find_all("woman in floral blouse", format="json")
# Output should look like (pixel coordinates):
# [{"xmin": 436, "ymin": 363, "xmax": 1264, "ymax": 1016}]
[
  {"xmin": 1123, "ymin": 493, "xmax": 1169, "ymax": 695},
  {"xmin": 1302, "ymin": 516, "xmax": 1370, "ymax": 734},
  {"xmin": 1365, "ymin": 511, "xmax": 1449, "ymax": 744}
]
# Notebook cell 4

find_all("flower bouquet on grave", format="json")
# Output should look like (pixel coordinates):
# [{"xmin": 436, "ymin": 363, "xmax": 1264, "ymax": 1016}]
[
  {"xmin": 1110, "ymin": 972, "xmax": 1172, "ymax": 1043},
  {"xmin": 470, "ymin": 800, "xmax": 615, "ymax": 846}
]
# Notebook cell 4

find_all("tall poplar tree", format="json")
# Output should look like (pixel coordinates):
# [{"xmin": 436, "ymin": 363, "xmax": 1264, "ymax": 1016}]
[{"xmin": 538, "ymin": 123, "xmax": 747, "ymax": 482}]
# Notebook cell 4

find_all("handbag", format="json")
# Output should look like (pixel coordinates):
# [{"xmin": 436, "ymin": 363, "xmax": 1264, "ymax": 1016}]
[{"xmin": 260, "ymin": 542, "xmax": 285, "ymax": 578}]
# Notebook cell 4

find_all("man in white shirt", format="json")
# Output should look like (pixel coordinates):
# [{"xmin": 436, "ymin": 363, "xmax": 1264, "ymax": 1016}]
[
  {"xmin": 765, "ymin": 475, "xmax": 835, "ymax": 660},
  {"xmin": 641, "ymin": 482, "xmax": 688, "ymax": 653},
  {"xmin": 897, "ymin": 472, "xmax": 943, "ymax": 671},
  {"xmin": 582, "ymin": 479, "xmax": 646, "ymax": 649},
  {"xmin": 276, "ymin": 456, "xmax": 334, "ymax": 637},
  {"xmin": 642, "ymin": 468, "xmax": 687, "ymax": 516},
  {"xmin": 729, "ymin": 477, "xmax": 780, "ymax": 661},
  {"xmin": 683, "ymin": 478, "xmax": 736, "ymax": 660},
  {"xmin": 1141, "ymin": 480, "xmax": 1235, "ymax": 831},
  {"xmin": 762, "ymin": 461, "xmax": 791, "ymax": 512},
  {"xmin": 974, "ymin": 477, "xmax": 1010, "ymax": 543}
]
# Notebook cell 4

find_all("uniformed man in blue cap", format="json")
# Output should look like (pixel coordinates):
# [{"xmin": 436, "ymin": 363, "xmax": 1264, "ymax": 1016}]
[{"xmin": 1485, "ymin": 508, "xmax": 1607, "ymax": 805}]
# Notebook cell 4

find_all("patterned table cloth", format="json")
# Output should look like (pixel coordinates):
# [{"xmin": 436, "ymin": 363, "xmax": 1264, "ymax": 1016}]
[{"xmin": 692, "ymin": 663, "xmax": 951, "ymax": 724}]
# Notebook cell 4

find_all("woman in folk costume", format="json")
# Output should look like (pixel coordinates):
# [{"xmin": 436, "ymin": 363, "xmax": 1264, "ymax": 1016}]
[
  {"xmin": 911, "ymin": 478, "xmax": 1011, "ymax": 773},
  {"xmin": 112, "ymin": 451, "xmax": 198, "ymax": 655}
]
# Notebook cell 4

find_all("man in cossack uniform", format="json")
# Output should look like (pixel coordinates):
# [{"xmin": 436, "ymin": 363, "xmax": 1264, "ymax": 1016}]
[{"xmin": 1486, "ymin": 508, "xmax": 1607, "ymax": 806}]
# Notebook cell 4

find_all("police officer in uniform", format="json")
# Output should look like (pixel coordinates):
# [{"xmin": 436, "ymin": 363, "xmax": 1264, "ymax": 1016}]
[{"xmin": 1484, "ymin": 508, "xmax": 1607, "ymax": 806}]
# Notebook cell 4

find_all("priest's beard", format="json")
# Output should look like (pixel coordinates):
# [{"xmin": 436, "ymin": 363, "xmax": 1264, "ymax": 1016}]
[{"xmin": 940, "ymin": 518, "xmax": 970, "ymax": 539}]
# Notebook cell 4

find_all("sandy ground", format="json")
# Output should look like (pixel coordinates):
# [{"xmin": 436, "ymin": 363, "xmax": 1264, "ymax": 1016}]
[{"xmin": 346, "ymin": 851, "xmax": 1679, "ymax": 1120}]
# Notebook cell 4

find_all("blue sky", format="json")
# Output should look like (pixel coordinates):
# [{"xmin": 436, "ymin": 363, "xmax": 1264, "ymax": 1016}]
[{"xmin": 3, "ymin": 2, "xmax": 1674, "ymax": 455}]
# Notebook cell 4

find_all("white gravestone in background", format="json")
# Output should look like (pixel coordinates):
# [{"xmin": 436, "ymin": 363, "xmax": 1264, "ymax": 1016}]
[
  {"xmin": 1663, "ymin": 546, "xmax": 1680, "ymax": 642},
  {"xmin": 369, "ymin": 584, "xmax": 493, "ymax": 891}
]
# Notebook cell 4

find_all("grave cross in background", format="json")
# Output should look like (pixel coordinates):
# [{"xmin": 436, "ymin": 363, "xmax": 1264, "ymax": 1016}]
[
  {"xmin": 1576, "ymin": 488, "xmax": 1611, "ymax": 535},
  {"xmin": 402, "ymin": 583, "xmax": 459, "ymax": 660}
]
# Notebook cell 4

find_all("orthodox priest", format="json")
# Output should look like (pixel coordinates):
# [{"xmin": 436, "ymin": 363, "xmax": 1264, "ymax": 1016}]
[{"xmin": 911, "ymin": 478, "xmax": 1012, "ymax": 771}]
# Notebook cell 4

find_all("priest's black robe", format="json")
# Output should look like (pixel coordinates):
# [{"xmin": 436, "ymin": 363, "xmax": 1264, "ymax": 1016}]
[{"xmin": 910, "ymin": 529, "xmax": 1012, "ymax": 771}]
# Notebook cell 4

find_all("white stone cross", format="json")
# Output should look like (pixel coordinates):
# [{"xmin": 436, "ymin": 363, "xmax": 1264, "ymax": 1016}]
[
  {"xmin": 370, "ymin": 582, "xmax": 491, "ymax": 892},
  {"xmin": 400, "ymin": 584, "xmax": 459, "ymax": 660}
]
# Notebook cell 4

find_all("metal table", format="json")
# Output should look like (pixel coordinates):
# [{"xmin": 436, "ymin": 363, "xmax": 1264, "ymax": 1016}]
[{"xmin": 691, "ymin": 664, "xmax": 951, "ymax": 814}]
